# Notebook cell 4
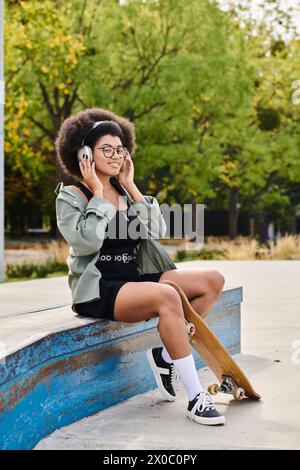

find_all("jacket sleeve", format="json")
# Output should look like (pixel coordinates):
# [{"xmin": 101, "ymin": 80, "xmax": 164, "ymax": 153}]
[
  {"xmin": 131, "ymin": 195, "xmax": 167, "ymax": 239},
  {"xmin": 55, "ymin": 195, "xmax": 117, "ymax": 256}
]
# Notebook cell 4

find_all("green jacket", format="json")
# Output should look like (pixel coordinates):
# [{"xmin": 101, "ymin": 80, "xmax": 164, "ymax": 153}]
[{"xmin": 54, "ymin": 176, "xmax": 177, "ymax": 305}]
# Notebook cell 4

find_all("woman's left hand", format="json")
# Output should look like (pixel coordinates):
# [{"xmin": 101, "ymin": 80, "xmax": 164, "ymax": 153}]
[{"xmin": 117, "ymin": 150, "xmax": 134, "ymax": 187}]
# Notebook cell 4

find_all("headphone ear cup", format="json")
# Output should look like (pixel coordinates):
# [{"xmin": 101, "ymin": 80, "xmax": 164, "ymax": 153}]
[{"xmin": 77, "ymin": 146, "xmax": 93, "ymax": 163}]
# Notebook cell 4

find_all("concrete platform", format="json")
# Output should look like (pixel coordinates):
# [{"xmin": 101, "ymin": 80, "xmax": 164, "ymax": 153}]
[
  {"xmin": 34, "ymin": 261, "xmax": 300, "ymax": 450},
  {"xmin": 0, "ymin": 263, "xmax": 242, "ymax": 450},
  {"xmin": 0, "ymin": 276, "xmax": 71, "ymax": 317}
]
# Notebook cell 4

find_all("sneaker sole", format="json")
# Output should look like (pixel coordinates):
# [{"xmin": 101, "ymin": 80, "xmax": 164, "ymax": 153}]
[
  {"xmin": 187, "ymin": 410, "xmax": 225, "ymax": 425},
  {"xmin": 146, "ymin": 349, "xmax": 176, "ymax": 402}
]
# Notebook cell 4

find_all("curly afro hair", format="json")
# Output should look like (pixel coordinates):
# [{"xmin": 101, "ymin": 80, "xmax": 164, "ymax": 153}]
[{"xmin": 55, "ymin": 107, "xmax": 137, "ymax": 179}]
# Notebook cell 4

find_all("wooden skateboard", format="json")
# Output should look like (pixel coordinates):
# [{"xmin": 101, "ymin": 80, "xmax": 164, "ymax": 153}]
[{"xmin": 161, "ymin": 280, "xmax": 261, "ymax": 401}]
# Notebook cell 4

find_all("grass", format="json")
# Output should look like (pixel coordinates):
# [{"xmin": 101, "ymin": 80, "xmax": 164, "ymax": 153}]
[
  {"xmin": 268, "ymin": 235, "xmax": 300, "ymax": 260},
  {"xmin": 33, "ymin": 239, "xmax": 70, "ymax": 263},
  {"xmin": 175, "ymin": 234, "xmax": 300, "ymax": 261},
  {"xmin": 5, "ymin": 240, "xmax": 69, "ymax": 281}
]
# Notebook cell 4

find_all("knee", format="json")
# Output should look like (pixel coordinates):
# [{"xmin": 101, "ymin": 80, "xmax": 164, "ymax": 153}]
[
  {"xmin": 208, "ymin": 270, "xmax": 225, "ymax": 294},
  {"xmin": 157, "ymin": 285, "xmax": 183, "ymax": 318}
]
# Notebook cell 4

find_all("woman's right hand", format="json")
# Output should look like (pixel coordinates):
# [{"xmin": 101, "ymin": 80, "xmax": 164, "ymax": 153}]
[{"xmin": 79, "ymin": 156, "xmax": 103, "ymax": 197}]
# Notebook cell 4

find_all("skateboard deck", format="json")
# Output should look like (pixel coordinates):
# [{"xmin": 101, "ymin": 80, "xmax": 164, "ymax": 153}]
[{"xmin": 161, "ymin": 279, "xmax": 261, "ymax": 400}]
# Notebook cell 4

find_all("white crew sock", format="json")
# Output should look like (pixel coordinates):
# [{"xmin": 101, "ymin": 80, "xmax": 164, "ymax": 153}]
[
  {"xmin": 173, "ymin": 353, "xmax": 204, "ymax": 401},
  {"xmin": 161, "ymin": 345, "xmax": 173, "ymax": 364}
]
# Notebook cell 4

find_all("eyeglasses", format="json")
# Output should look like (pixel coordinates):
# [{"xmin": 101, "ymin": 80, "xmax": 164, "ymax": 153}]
[{"xmin": 98, "ymin": 145, "xmax": 128, "ymax": 159}]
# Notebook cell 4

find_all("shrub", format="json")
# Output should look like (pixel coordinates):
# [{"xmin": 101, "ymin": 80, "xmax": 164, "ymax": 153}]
[{"xmin": 6, "ymin": 260, "xmax": 68, "ymax": 280}]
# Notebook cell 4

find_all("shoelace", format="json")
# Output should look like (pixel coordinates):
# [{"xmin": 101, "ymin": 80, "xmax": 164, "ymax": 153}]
[
  {"xmin": 194, "ymin": 391, "xmax": 215, "ymax": 414},
  {"xmin": 170, "ymin": 364, "xmax": 180, "ymax": 392}
]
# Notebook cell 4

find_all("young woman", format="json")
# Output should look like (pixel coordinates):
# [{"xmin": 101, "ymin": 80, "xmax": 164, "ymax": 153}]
[{"xmin": 55, "ymin": 107, "xmax": 226, "ymax": 426}]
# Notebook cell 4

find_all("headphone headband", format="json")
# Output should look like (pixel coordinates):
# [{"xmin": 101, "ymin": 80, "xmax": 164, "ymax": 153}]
[{"xmin": 81, "ymin": 120, "xmax": 106, "ymax": 146}]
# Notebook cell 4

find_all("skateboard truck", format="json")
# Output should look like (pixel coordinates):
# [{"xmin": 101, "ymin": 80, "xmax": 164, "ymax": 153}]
[
  {"xmin": 184, "ymin": 320, "xmax": 245, "ymax": 400},
  {"xmin": 208, "ymin": 376, "xmax": 246, "ymax": 401}
]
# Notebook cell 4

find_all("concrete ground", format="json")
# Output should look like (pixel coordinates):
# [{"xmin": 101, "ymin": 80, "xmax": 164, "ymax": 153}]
[
  {"xmin": 0, "ymin": 276, "xmax": 71, "ymax": 317},
  {"xmin": 25, "ymin": 260, "xmax": 300, "ymax": 449}
]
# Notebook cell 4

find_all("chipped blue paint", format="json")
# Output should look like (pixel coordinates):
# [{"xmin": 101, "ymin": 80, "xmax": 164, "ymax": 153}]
[{"xmin": 0, "ymin": 287, "xmax": 242, "ymax": 450}]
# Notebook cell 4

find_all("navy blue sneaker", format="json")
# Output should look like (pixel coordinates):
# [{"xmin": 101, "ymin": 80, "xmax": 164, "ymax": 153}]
[
  {"xmin": 147, "ymin": 347, "xmax": 180, "ymax": 401},
  {"xmin": 187, "ymin": 391, "xmax": 225, "ymax": 425}
]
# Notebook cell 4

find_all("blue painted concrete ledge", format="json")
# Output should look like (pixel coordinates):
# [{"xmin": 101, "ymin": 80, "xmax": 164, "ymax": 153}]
[{"xmin": 0, "ymin": 285, "xmax": 242, "ymax": 449}]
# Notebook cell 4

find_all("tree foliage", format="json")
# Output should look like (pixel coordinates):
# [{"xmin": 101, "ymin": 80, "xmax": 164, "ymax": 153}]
[{"xmin": 4, "ymin": 0, "xmax": 300, "ymax": 238}]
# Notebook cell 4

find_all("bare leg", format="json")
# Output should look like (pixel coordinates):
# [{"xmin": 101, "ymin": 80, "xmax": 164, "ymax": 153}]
[
  {"xmin": 190, "ymin": 290, "xmax": 222, "ymax": 319},
  {"xmin": 114, "ymin": 280, "xmax": 215, "ymax": 407},
  {"xmin": 113, "ymin": 281, "xmax": 191, "ymax": 359},
  {"xmin": 159, "ymin": 268, "xmax": 225, "ymax": 318}
]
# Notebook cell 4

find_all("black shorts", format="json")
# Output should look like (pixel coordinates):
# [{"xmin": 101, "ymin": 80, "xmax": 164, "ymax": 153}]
[{"xmin": 72, "ymin": 272, "xmax": 164, "ymax": 321}]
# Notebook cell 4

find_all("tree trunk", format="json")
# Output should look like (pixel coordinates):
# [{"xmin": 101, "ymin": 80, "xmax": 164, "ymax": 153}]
[
  {"xmin": 228, "ymin": 188, "xmax": 239, "ymax": 240},
  {"xmin": 290, "ymin": 208, "xmax": 297, "ymax": 235}
]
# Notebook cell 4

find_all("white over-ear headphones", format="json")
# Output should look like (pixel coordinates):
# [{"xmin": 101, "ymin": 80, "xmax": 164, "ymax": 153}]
[{"xmin": 77, "ymin": 121, "xmax": 105, "ymax": 164}]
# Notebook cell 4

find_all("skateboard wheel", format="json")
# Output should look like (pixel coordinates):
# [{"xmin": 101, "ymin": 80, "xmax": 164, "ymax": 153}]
[
  {"xmin": 207, "ymin": 383, "xmax": 219, "ymax": 395},
  {"xmin": 233, "ymin": 387, "xmax": 245, "ymax": 400}
]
